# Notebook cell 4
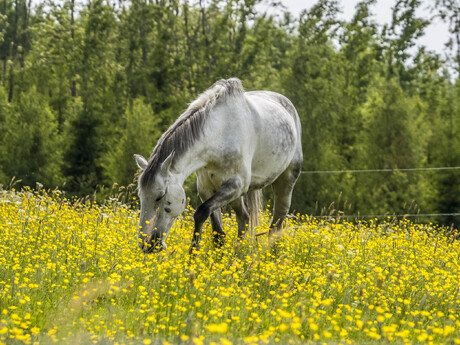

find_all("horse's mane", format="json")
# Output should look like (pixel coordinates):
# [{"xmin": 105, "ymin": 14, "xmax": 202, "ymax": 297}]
[{"xmin": 140, "ymin": 78, "xmax": 244, "ymax": 188}]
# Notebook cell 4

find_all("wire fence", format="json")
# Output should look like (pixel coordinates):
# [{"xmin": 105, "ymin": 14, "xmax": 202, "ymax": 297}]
[
  {"xmin": 298, "ymin": 166, "xmax": 460, "ymax": 220},
  {"xmin": 314, "ymin": 213, "xmax": 460, "ymax": 219},
  {"xmin": 300, "ymin": 166, "xmax": 460, "ymax": 174}
]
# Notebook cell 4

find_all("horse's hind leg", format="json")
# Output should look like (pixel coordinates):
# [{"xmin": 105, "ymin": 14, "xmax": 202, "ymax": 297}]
[
  {"xmin": 210, "ymin": 210, "xmax": 225, "ymax": 247},
  {"xmin": 229, "ymin": 197, "xmax": 249, "ymax": 241},
  {"xmin": 269, "ymin": 162, "xmax": 301, "ymax": 235}
]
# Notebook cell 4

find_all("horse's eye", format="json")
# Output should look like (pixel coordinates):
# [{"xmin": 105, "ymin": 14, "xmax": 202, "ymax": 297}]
[{"xmin": 156, "ymin": 194, "xmax": 165, "ymax": 202}]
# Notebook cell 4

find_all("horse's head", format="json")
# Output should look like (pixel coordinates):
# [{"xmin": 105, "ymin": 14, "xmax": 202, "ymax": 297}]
[{"xmin": 134, "ymin": 152, "xmax": 186, "ymax": 253}]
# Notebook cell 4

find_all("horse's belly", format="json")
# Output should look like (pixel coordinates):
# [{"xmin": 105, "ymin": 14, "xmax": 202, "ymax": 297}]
[
  {"xmin": 250, "ymin": 133, "xmax": 296, "ymax": 189},
  {"xmin": 250, "ymin": 154, "xmax": 292, "ymax": 189}
]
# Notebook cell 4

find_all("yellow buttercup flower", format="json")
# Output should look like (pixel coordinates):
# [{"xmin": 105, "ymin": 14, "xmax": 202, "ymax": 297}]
[
  {"xmin": 0, "ymin": 189, "xmax": 459, "ymax": 344},
  {"xmin": 206, "ymin": 323, "xmax": 228, "ymax": 334}
]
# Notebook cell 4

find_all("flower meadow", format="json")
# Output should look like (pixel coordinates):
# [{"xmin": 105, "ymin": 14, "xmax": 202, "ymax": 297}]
[{"xmin": 1, "ymin": 189, "xmax": 460, "ymax": 345}]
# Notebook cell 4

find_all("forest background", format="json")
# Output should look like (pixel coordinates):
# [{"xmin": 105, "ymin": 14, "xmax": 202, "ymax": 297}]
[{"xmin": 0, "ymin": 0, "xmax": 459, "ymax": 227}]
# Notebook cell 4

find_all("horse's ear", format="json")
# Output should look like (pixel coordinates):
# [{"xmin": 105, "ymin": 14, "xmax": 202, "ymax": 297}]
[
  {"xmin": 160, "ymin": 151, "xmax": 175, "ymax": 177},
  {"xmin": 134, "ymin": 154, "xmax": 148, "ymax": 170}
]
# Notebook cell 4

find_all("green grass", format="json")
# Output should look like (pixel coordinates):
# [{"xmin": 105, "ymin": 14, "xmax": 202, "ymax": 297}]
[{"xmin": 0, "ymin": 188, "xmax": 459, "ymax": 345}]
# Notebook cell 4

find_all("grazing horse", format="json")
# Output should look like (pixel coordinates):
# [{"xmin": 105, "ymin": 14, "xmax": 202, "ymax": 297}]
[{"xmin": 134, "ymin": 78, "xmax": 302, "ymax": 253}]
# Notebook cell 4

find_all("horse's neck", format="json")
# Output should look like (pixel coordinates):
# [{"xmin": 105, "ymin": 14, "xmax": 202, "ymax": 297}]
[
  {"xmin": 171, "ymin": 143, "xmax": 207, "ymax": 185},
  {"xmin": 170, "ymin": 107, "xmax": 226, "ymax": 185}
]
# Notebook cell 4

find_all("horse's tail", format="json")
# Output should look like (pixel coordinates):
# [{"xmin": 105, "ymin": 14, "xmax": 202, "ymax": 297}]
[{"xmin": 245, "ymin": 190, "xmax": 263, "ymax": 233}]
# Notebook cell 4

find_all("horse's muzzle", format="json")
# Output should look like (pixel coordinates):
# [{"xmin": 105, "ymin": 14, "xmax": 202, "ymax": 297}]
[{"xmin": 141, "ymin": 234, "xmax": 166, "ymax": 253}]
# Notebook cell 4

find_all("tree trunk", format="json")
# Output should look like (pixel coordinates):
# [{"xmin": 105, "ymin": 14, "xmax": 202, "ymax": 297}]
[
  {"xmin": 70, "ymin": 0, "xmax": 76, "ymax": 97},
  {"xmin": 183, "ymin": 2, "xmax": 194, "ymax": 90},
  {"xmin": 199, "ymin": 0, "xmax": 210, "ymax": 78}
]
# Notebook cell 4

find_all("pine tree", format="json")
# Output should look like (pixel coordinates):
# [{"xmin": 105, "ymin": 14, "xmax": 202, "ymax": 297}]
[
  {"xmin": 355, "ymin": 76, "xmax": 428, "ymax": 215},
  {"xmin": 2, "ymin": 87, "xmax": 63, "ymax": 186},
  {"xmin": 281, "ymin": 0, "xmax": 346, "ymax": 215},
  {"xmin": 100, "ymin": 98, "xmax": 161, "ymax": 186}
]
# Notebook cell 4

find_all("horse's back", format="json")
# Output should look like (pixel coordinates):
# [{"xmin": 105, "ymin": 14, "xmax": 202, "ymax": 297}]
[
  {"xmin": 244, "ymin": 91, "xmax": 302, "ymax": 188},
  {"xmin": 245, "ymin": 91, "xmax": 302, "ymax": 153}
]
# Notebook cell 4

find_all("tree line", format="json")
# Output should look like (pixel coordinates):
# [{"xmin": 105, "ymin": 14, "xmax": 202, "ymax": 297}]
[{"xmin": 0, "ymin": 0, "xmax": 459, "ymax": 227}]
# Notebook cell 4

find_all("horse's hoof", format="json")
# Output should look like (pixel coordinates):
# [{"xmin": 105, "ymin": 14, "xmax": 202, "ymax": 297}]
[
  {"xmin": 189, "ymin": 245, "xmax": 200, "ymax": 255},
  {"xmin": 213, "ymin": 233, "xmax": 225, "ymax": 248},
  {"xmin": 232, "ymin": 241, "xmax": 244, "ymax": 255}
]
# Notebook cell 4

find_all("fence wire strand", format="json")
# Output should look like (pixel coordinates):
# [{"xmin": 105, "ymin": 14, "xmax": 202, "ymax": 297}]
[
  {"xmin": 314, "ymin": 213, "xmax": 460, "ymax": 219},
  {"xmin": 301, "ymin": 166, "xmax": 460, "ymax": 174},
  {"xmin": 299, "ymin": 166, "xmax": 460, "ymax": 219}
]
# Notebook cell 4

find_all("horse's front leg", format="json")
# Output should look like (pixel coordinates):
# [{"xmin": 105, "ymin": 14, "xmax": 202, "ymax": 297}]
[
  {"xmin": 197, "ymin": 183, "xmax": 225, "ymax": 248},
  {"xmin": 190, "ymin": 177, "xmax": 244, "ymax": 254}
]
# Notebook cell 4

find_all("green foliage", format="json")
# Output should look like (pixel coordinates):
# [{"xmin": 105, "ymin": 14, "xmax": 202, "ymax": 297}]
[
  {"xmin": 354, "ymin": 76, "xmax": 429, "ymax": 214},
  {"xmin": 0, "ymin": 86, "xmax": 10, "ymax": 183},
  {"xmin": 426, "ymin": 79, "xmax": 460, "ymax": 226},
  {"xmin": 100, "ymin": 98, "xmax": 161, "ymax": 186},
  {"xmin": 1, "ymin": 87, "xmax": 63, "ymax": 186},
  {"xmin": 282, "ymin": 0, "xmax": 347, "ymax": 214},
  {"xmin": 432, "ymin": 0, "xmax": 460, "ymax": 73},
  {"xmin": 0, "ymin": 0, "xmax": 459, "ymax": 227}
]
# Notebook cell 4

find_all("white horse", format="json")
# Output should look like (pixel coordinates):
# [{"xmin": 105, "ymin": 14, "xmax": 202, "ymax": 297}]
[{"xmin": 134, "ymin": 78, "xmax": 302, "ymax": 253}]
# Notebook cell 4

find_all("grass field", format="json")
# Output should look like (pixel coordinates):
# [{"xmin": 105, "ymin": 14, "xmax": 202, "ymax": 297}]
[{"xmin": 1, "ymin": 189, "xmax": 460, "ymax": 345}]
